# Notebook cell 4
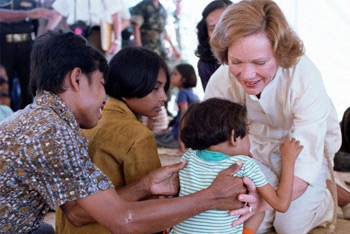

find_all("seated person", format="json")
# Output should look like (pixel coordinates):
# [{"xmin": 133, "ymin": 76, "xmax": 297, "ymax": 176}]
[
  {"xmin": 55, "ymin": 46, "xmax": 169, "ymax": 233},
  {"xmin": 155, "ymin": 63, "xmax": 199, "ymax": 152},
  {"xmin": 334, "ymin": 106, "xmax": 350, "ymax": 171},
  {"xmin": 333, "ymin": 106, "xmax": 350, "ymax": 219},
  {"xmin": 172, "ymin": 98, "xmax": 303, "ymax": 234}
]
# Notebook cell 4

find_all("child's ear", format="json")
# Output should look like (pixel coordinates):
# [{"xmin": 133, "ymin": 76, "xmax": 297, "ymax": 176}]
[{"xmin": 229, "ymin": 129, "xmax": 237, "ymax": 146}]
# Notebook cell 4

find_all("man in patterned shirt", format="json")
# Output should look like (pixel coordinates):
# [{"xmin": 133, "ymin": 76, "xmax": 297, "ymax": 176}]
[{"xmin": 0, "ymin": 30, "xmax": 257, "ymax": 233}]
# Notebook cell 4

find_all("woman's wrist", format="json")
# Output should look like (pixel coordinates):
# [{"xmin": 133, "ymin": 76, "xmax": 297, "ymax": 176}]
[{"xmin": 259, "ymin": 198, "xmax": 273, "ymax": 212}]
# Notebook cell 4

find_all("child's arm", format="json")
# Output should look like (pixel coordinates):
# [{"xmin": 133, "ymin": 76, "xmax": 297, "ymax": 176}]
[{"xmin": 256, "ymin": 137, "xmax": 303, "ymax": 212}]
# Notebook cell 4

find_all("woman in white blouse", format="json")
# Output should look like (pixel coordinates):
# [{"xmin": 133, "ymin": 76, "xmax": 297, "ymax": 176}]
[{"xmin": 205, "ymin": 0, "xmax": 343, "ymax": 233}]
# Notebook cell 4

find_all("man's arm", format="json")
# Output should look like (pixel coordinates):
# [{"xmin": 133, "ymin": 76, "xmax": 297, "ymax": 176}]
[
  {"xmin": 61, "ymin": 162, "xmax": 247, "ymax": 233},
  {"xmin": 0, "ymin": 8, "xmax": 51, "ymax": 23},
  {"xmin": 60, "ymin": 160, "xmax": 185, "ymax": 226},
  {"xmin": 107, "ymin": 12, "xmax": 121, "ymax": 55},
  {"xmin": 45, "ymin": 10, "xmax": 63, "ymax": 30},
  {"xmin": 132, "ymin": 23, "xmax": 142, "ymax": 46},
  {"xmin": 121, "ymin": 18, "xmax": 130, "ymax": 31},
  {"xmin": 164, "ymin": 28, "xmax": 180, "ymax": 60}
]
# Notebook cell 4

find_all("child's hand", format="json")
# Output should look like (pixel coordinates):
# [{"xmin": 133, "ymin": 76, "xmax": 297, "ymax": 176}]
[{"xmin": 279, "ymin": 137, "xmax": 303, "ymax": 163}]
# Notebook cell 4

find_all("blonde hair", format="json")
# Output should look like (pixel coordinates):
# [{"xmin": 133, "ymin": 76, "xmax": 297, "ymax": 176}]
[{"xmin": 210, "ymin": 0, "xmax": 304, "ymax": 68}]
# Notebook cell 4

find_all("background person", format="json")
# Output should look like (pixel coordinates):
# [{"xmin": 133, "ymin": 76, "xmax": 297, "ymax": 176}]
[
  {"xmin": 46, "ymin": 0, "xmax": 123, "ymax": 56},
  {"xmin": 0, "ymin": 1, "xmax": 51, "ymax": 110},
  {"xmin": 195, "ymin": 0, "xmax": 232, "ymax": 91},
  {"xmin": 131, "ymin": 0, "xmax": 180, "ymax": 62},
  {"xmin": 205, "ymin": 0, "xmax": 341, "ymax": 233},
  {"xmin": 155, "ymin": 63, "xmax": 199, "ymax": 153},
  {"xmin": 333, "ymin": 106, "xmax": 350, "ymax": 219}
]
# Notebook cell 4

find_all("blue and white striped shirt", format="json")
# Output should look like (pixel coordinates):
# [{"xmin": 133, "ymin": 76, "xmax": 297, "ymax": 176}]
[{"xmin": 171, "ymin": 149, "xmax": 268, "ymax": 234}]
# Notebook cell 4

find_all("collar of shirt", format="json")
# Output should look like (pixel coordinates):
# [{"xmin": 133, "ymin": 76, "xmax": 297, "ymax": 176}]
[
  {"xmin": 103, "ymin": 97, "xmax": 137, "ymax": 120},
  {"xmin": 197, "ymin": 150, "xmax": 230, "ymax": 162},
  {"xmin": 34, "ymin": 91, "xmax": 81, "ymax": 133}
]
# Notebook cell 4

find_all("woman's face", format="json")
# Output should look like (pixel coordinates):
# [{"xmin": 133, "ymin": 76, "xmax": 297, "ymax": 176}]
[
  {"xmin": 206, "ymin": 8, "xmax": 225, "ymax": 39},
  {"xmin": 228, "ymin": 32, "xmax": 278, "ymax": 98}
]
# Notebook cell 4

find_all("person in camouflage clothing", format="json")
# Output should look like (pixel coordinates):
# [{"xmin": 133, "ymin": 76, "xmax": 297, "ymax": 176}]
[{"xmin": 131, "ymin": 0, "xmax": 180, "ymax": 61}]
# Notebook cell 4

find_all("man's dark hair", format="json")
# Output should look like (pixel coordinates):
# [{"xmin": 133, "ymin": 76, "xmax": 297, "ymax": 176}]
[
  {"xmin": 30, "ymin": 30, "xmax": 109, "ymax": 94},
  {"xmin": 175, "ymin": 63, "xmax": 197, "ymax": 88},
  {"xmin": 180, "ymin": 98, "xmax": 248, "ymax": 150},
  {"xmin": 105, "ymin": 46, "xmax": 169, "ymax": 100}
]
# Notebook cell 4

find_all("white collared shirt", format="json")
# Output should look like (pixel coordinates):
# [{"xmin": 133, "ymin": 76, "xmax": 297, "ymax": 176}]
[
  {"xmin": 52, "ymin": 0, "xmax": 122, "ymax": 25},
  {"xmin": 204, "ymin": 55, "xmax": 341, "ymax": 185}
]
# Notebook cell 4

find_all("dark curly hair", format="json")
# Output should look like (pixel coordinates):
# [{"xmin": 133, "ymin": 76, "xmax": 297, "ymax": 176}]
[
  {"xmin": 195, "ymin": 0, "xmax": 232, "ymax": 63},
  {"xmin": 180, "ymin": 98, "xmax": 248, "ymax": 150}
]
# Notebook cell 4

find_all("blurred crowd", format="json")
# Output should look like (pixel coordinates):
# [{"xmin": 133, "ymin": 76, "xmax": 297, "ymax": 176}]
[{"xmin": 0, "ymin": 0, "xmax": 182, "ymax": 115}]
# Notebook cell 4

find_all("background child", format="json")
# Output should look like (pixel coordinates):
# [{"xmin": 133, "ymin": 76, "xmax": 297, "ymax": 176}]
[
  {"xmin": 55, "ymin": 46, "xmax": 169, "ymax": 233},
  {"xmin": 171, "ymin": 98, "xmax": 303, "ymax": 234},
  {"xmin": 154, "ymin": 63, "xmax": 199, "ymax": 152}
]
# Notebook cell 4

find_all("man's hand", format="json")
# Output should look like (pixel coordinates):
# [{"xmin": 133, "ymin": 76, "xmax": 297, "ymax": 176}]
[
  {"xmin": 230, "ymin": 176, "xmax": 266, "ymax": 226},
  {"xmin": 147, "ymin": 160, "xmax": 186, "ymax": 196},
  {"xmin": 207, "ymin": 161, "xmax": 246, "ymax": 210},
  {"xmin": 28, "ymin": 8, "xmax": 52, "ymax": 20},
  {"xmin": 172, "ymin": 47, "xmax": 181, "ymax": 60}
]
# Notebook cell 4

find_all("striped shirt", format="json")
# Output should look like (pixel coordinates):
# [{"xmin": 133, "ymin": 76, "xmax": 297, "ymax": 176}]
[{"xmin": 171, "ymin": 149, "xmax": 268, "ymax": 234}]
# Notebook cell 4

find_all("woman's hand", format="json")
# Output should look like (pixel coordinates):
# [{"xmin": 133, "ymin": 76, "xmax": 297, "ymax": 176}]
[{"xmin": 230, "ymin": 176, "xmax": 269, "ymax": 226}]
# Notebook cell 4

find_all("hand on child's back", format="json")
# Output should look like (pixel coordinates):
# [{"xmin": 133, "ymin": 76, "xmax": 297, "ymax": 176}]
[{"xmin": 279, "ymin": 137, "xmax": 304, "ymax": 163}]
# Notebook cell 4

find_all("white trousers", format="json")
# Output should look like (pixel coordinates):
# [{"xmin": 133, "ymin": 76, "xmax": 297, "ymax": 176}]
[{"xmin": 256, "ymin": 154, "xmax": 333, "ymax": 234}]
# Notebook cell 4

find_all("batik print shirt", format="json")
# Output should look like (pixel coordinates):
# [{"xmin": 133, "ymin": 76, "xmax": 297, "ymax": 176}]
[{"xmin": 0, "ymin": 91, "xmax": 113, "ymax": 233}]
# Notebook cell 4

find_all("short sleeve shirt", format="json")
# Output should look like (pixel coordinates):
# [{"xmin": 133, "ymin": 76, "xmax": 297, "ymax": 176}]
[
  {"xmin": 0, "ymin": 91, "xmax": 113, "ymax": 233},
  {"xmin": 171, "ymin": 89, "xmax": 199, "ymax": 139},
  {"xmin": 171, "ymin": 149, "xmax": 267, "ymax": 234}
]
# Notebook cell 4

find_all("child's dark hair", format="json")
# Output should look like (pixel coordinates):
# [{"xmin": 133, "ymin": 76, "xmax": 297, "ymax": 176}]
[
  {"xmin": 174, "ymin": 63, "xmax": 197, "ymax": 88},
  {"xmin": 105, "ymin": 46, "xmax": 170, "ymax": 100},
  {"xmin": 180, "ymin": 98, "xmax": 248, "ymax": 150}
]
